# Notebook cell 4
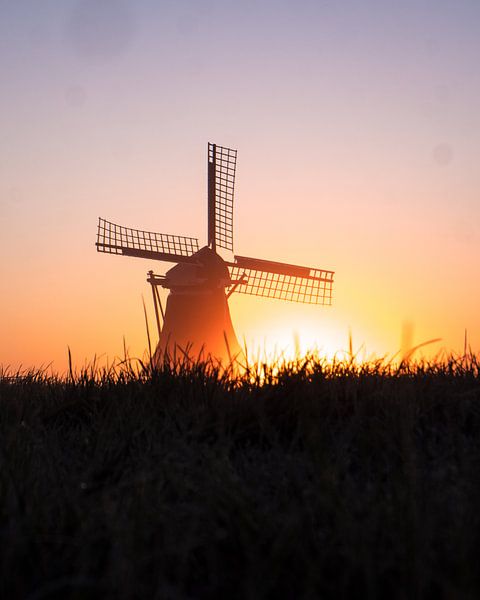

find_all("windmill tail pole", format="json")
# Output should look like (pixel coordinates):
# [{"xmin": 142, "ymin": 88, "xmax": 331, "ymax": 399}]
[
  {"xmin": 142, "ymin": 295, "xmax": 152, "ymax": 363},
  {"xmin": 148, "ymin": 270, "xmax": 163, "ymax": 342}
]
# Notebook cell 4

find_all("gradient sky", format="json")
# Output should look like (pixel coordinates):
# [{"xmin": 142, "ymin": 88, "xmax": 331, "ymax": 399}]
[{"xmin": 1, "ymin": 0, "xmax": 479, "ymax": 371}]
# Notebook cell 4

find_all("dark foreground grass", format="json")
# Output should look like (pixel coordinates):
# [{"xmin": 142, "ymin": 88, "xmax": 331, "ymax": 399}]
[{"xmin": 1, "ymin": 355, "xmax": 480, "ymax": 599}]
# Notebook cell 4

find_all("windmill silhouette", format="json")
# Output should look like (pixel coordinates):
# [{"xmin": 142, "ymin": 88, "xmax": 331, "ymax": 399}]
[{"xmin": 96, "ymin": 143, "xmax": 334, "ymax": 365}]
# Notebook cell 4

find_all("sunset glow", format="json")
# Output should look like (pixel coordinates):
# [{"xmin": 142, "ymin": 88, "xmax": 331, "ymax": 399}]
[{"xmin": 2, "ymin": 1, "xmax": 479, "ymax": 371}]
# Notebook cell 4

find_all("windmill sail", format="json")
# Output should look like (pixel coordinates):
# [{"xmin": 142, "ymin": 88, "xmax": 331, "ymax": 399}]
[
  {"xmin": 227, "ymin": 255, "xmax": 334, "ymax": 305},
  {"xmin": 208, "ymin": 143, "xmax": 237, "ymax": 252},
  {"xmin": 96, "ymin": 218, "xmax": 199, "ymax": 263}
]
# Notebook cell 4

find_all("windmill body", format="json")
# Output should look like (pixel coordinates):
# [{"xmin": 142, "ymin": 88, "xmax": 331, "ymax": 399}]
[
  {"xmin": 96, "ymin": 143, "xmax": 335, "ymax": 366},
  {"xmin": 152, "ymin": 246, "xmax": 242, "ymax": 364}
]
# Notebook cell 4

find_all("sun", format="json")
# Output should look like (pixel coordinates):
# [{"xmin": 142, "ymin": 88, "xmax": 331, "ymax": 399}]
[{"xmin": 240, "ymin": 315, "xmax": 346, "ymax": 366}]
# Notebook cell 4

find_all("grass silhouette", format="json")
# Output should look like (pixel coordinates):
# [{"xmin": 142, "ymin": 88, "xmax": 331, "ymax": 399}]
[{"xmin": 1, "ymin": 352, "xmax": 480, "ymax": 599}]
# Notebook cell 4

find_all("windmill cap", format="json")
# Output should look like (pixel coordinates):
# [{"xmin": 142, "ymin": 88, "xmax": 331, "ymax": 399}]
[{"xmin": 165, "ymin": 246, "xmax": 231, "ymax": 287}]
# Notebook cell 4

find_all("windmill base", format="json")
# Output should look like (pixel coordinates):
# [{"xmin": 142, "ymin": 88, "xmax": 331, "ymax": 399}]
[{"xmin": 152, "ymin": 287, "xmax": 242, "ymax": 368}]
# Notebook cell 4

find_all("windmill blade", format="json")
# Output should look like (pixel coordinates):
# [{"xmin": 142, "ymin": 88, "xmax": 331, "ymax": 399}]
[
  {"xmin": 226, "ymin": 255, "xmax": 334, "ymax": 305},
  {"xmin": 96, "ymin": 218, "xmax": 199, "ymax": 264},
  {"xmin": 208, "ymin": 142, "xmax": 237, "ymax": 252}
]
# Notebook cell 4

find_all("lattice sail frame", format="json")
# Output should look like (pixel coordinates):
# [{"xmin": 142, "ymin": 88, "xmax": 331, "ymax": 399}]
[
  {"xmin": 227, "ymin": 256, "xmax": 334, "ymax": 305},
  {"xmin": 96, "ymin": 218, "xmax": 199, "ymax": 261},
  {"xmin": 208, "ymin": 143, "xmax": 237, "ymax": 252}
]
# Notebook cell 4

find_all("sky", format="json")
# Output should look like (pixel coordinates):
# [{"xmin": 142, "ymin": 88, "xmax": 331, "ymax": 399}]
[{"xmin": 1, "ymin": 0, "xmax": 480, "ymax": 371}]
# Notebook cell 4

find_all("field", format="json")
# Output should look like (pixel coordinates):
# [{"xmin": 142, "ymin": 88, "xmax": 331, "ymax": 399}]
[{"xmin": 1, "ymin": 355, "xmax": 480, "ymax": 599}]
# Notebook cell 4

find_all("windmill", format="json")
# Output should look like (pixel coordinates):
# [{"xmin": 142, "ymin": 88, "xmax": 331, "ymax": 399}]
[{"xmin": 96, "ymin": 142, "xmax": 334, "ymax": 365}]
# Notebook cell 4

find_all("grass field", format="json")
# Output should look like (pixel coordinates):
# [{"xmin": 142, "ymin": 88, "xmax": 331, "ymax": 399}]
[{"xmin": 1, "ymin": 354, "xmax": 480, "ymax": 599}]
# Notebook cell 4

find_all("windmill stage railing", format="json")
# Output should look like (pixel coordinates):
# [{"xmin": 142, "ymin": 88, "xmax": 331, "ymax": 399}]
[{"xmin": 96, "ymin": 218, "xmax": 200, "ymax": 263}]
